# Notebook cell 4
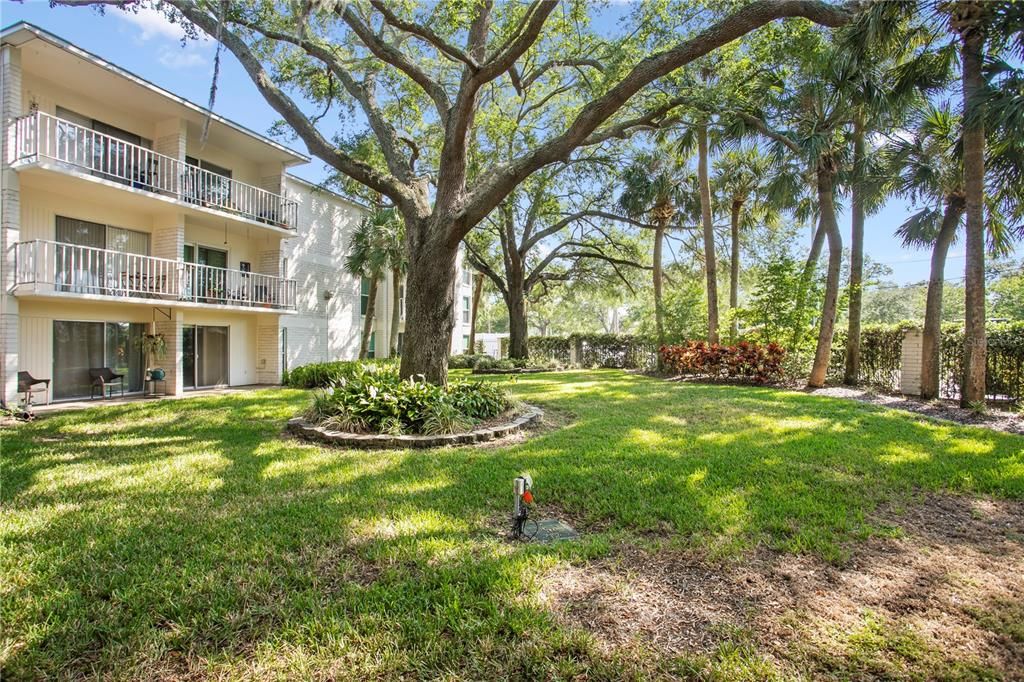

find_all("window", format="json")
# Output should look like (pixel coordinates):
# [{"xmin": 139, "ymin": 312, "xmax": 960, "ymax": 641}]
[
  {"xmin": 462, "ymin": 269, "xmax": 471, "ymax": 286},
  {"xmin": 361, "ymin": 277, "xmax": 372, "ymax": 316},
  {"xmin": 55, "ymin": 107, "xmax": 152, "ymax": 185},
  {"xmin": 399, "ymin": 284, "xmax": 405, "ymax": 320},
  {"xmin": 55, "ymin": 216, "xmax": 150, "ymax": 294},
  {"xmin": 462, "ymin": 296, "xmax": 471, "ymax": 324},
  {"xmin": 185, "ymin": 156, "xmax": 233, "ymax": 206},
  {"xmin": 52, "ymin": 320, "xmax": 145, "ymax": 400},
  {"xmin": 463, "ymin": 335, "xmax": 470, "ymax": 352},
  {"xmin": 367, "ymin": 332, "xmax": 376, "ymax": 359}
]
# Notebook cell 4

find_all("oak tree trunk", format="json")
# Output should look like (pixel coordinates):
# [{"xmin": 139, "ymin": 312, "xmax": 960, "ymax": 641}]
[
  {"xmin": 507, "ymin": 282, "xmax": 529, "ymax": 361},
  {"xmin": 807, "ymin": 166, "xmax": 843, "ymax": 388},
  {"xmin": 698, "ymin": 122, "xmax": 720, "ymax": 344},
  {"xmin": 921, "ymin": 197, "xmax": 964, "ymax": 400},
  {"xmin": 399, "ymin": 234, "xmax": 458, "ymax": 384},
  {"xmin": 389, "ymin": 267, "xmax": 401, "ymax": 357},
  {"xmin": 468, "ymin": 273, "xmax": 483, "ymax": 354},
  {"xmin": 960, "ymin": 26, "xmax": 987, "ymax": 407},
  {"xmin": 359, "ymin": 277, "xmax": 378, "ymax": 360},
  {"xmin": 843, "ymin": 112, "xmax": 866, "ymax": 386},
  {"xmin": 729, "ymin": 198, "xmax": 742, "ymax": 340}
]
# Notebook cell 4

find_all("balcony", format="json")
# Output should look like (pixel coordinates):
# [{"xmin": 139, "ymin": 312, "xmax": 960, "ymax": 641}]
[
  {"xmin": 7, "ymin": 111, "xmax": 298, "ymax": 230},
  {"xmin": 14, "ymin": 240, "xmax": 297, "ymax": 312}
]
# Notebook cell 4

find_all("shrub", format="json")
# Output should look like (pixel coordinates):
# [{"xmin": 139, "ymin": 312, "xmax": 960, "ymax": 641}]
[
  {"xmin": 660, "ymin": 340, "xmax": 786, "ymax": 384},
  {"xmin": 285, "ymin": 359, "xmax": 397, "ymax": 389},
  {"xmin": 448, "ymin": 353, "xmax": 492, "ymax": 369},
  {"xmin": 306, "ymin": 364, "xmax": 512, "ymax": 435}
]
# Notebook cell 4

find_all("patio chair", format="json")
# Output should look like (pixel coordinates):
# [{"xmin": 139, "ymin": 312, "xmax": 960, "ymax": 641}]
[
  {"xmin": 89, "ymin": 367, "xmax": 125, "ymax": 400},
  {"xmin": 17, "ymin": 371, "xmax": 50, "ymax": 407}
]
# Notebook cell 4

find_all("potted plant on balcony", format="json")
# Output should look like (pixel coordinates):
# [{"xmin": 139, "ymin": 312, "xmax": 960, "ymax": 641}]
[{"xmin": 139, "ymin": 333, "xmax": 167, "ymax": 382}]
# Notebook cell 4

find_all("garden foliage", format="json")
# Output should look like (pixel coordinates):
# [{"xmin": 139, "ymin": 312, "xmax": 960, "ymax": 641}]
[
  {"xmin": 659, "ymin": 340, "xmax": 787, "ymax": 384},
  {"xmin": 303, "ymin": 363, "xmax": 510, "ymax": 435}
]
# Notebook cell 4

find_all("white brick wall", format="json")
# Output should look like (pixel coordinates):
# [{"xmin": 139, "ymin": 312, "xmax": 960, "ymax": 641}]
[{"xmin": 154, "ymin": 312, "xmax": 184, "ymax": 396}]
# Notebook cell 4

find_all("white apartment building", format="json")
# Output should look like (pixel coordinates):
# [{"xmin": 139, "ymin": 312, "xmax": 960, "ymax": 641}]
[{"xmin": 1, "ymin": 23, "xmax": 474, "ymax": 405}]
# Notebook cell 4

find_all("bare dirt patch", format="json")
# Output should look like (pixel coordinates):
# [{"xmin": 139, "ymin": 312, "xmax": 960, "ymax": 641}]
[{"xmin": 538, "ymin": 493, "xmax": 1024, "ymax": 677}]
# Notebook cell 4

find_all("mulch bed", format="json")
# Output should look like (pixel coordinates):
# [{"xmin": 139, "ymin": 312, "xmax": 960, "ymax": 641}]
[
  {"xmin": 807, "ymin": 386, "xmax": 1024, "ymax": 436},
  {"xmin": 287, "ymin": 404, "xmax": 543, "ymax": 449},
  {"xmin": 538, "ymin": 493, "xmax": 1024, "ymax": 677}
]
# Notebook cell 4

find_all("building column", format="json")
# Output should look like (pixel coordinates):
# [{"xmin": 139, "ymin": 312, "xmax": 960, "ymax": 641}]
[
  {"xmin": 1, "ymin": 44, "xmax": 22, "ymax": 405},
  {"xmin": 256, "ymin": 316, "xmax": 281, "ymax": 385},
  {"xmin": 153, "ymin": 310, "xmax": 184, "ymax": 397},
  {"xmin": 900, "ymin": 327, "xmax": 923, "ymax": 396},
  {"xmin": 154, "ymin": 118, "xmax": 186, "ymax": 195}
]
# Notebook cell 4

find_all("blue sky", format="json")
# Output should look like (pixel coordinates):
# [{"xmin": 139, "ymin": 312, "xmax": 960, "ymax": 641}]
[{"xmin": 4, "ymin": 0, "xmax": 1015, "ymax": 285}]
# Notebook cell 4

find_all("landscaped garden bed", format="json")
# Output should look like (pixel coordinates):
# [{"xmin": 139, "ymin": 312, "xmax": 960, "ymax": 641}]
[
  {"xmin": 288, "ymin": 360, "xmax": 543, "ymax": 447},
  {"xmin": 287, "ymin": 404, "xmax": 542, "ymax": 448}
]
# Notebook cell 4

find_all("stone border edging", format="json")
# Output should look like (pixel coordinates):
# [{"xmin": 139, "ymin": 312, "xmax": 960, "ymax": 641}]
[{"xmin": 287, "ymin": 405, "xmax": 543, "ymax": 449}]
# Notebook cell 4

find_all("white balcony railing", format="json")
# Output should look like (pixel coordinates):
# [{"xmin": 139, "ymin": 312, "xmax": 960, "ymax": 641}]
[
  {"xmin": 14, "ymin": 240, "xmax": 297, "ymax": 311},
  {"xmin": 7, "ymin": 111, "xmax": 298, "ymax": 229}
]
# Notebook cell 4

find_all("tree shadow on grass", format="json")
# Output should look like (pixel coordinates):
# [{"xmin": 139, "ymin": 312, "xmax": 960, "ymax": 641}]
[{"xmin": 2, "ymin": 371, "xmax": 1023, "ymax": 678}]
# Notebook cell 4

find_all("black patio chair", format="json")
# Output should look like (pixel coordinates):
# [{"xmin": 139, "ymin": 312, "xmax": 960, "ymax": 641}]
[
  {"xmin": 17, "ymin": 371, "xmax": 50, "ymax": 407},
  {"xmin": 89, "ymin": 367, "xmax": 125, "ymax": 400}
]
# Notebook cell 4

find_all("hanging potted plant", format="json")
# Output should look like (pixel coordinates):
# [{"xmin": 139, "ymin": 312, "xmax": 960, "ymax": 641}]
[{"xmin": 139, "ymin": 333, "xmax": 167, "ymax": 381}]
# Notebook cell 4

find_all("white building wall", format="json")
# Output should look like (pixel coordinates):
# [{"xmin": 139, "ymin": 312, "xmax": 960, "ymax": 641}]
[{"xmin": 280, "ymin": 177, "xmax": 367, "ymax": 370}]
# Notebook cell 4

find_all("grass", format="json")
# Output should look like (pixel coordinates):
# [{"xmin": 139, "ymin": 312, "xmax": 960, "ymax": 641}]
[{"xmin": 2, "ymin": 370, "xmax": 1022, "ymax": 679}]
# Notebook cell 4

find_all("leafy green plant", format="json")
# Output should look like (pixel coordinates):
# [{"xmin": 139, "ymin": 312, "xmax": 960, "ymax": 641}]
[
  {"xmin": 306, "ymin": 366, "xmax": 511, "ymax": 435},
  {"xmin": 421, "ymin": 400, "xmax": 473, "ymax": 435}
]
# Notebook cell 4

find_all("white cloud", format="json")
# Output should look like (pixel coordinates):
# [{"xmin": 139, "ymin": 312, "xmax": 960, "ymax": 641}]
[
  {"xmin": 116, "ymin": 6, "xmax": 189, "ymax": 42},
  {"xmin": 157, "ymin": 46, "xmax": 207, "ymax": 70}
]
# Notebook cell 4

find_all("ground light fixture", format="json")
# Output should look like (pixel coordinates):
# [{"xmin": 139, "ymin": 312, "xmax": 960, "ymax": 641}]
[{"xmin": 511, "ymin": 474, "xmax": 537, "ymax": 541}]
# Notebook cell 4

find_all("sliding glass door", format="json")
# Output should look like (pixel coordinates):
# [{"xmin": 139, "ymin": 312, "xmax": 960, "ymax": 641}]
[
  {"xmin": 182, "ymin": 325, "xmax": 230, "ymax": 389},
  {"xmin": 53, "ymin": 321, "xmax": 145, "ymax": 400}
]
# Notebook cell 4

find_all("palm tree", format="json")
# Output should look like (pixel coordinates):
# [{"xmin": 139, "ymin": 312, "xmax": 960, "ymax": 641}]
[
  {"xmin": 887, "ymin": 97, "xmax": 1023, "ymax": 400},
  {"xmin": 884, "ymin": 105, "xmax": 966, "ymax": 400},
  {"xmin": 618, "ymin": 152, "xmax": 689, "ymax": 364},
  {"xmin": 713, "ymin": 147, "xmax": 779, "ymax": 339},
  {"xmin": 345, "ymin": 207, "xmax": 405, "ymax": 360}
]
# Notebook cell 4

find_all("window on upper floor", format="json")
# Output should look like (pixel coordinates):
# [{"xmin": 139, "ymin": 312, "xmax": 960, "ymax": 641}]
[
  {"xmin": 462, "ymin": 296, "xmax": 471, "ymax": 324},
  {"xmin": 361, "ymin": 276, "xmax": 371, "ymax": 316},
  {"xmin": 462, "ymin": 269, "xmax": 471, "ymax": 286},
  {"xmin": 185, "ymin": 156, "xmax": 233, "ymax": 205}
]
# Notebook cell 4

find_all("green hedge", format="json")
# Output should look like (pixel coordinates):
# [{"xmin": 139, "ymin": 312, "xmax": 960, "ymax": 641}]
[
  {"xmin": 830, "ymin": 321, "xmax": 1024, "ymax": 402},
  {"xmin": 525, "ymin": 334, "xmax": 657, "ymax": 370},
  {"xmin": 283, "ymin": 358, "xmax": 397, "ymax": 389}
]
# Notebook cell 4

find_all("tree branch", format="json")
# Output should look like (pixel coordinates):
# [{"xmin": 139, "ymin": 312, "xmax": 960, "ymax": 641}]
[
  {"xmin": 339, "ymin": 4, "xmax": 451, "ymax": 118},
  {"xmin": 368, "ymin": 0, "xmax": 480, "ymax": 69},
  {"xmin": 461, "ymin": 0, "xmax": 853, "ymax": 229},
  {"xmin": 162, "ymin": 0, "xmax": 410, "ymax": 205},
  {"xmin": 521, "ymin": 58, "xmax": 605, "ymax": 89}
]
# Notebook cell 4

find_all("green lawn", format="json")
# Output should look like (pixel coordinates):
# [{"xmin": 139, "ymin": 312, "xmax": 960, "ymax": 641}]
[{"xmin": 2, "ymin": 370, "xmax": 1022, "ymax": 679}]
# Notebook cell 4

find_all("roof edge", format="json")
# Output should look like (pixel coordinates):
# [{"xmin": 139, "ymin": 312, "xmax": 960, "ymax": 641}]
[
  {"xmin": 285, "ymin": 173, "xmax": 370, "ymax": 211},
  {"xmin": 1, "ymin": 21, "xmax": 310, "ymax": 164}
]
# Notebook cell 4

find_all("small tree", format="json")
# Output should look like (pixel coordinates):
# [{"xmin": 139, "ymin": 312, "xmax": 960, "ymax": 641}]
[
  {"xmin": 345, "ymin": 208, "xmax": 404, "ymax": 359},
  {"xmin": 617, "ymin": 152, "xmax": 691, "ymax": 362}
]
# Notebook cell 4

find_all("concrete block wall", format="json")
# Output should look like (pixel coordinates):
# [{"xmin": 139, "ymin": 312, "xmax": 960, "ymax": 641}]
[
  {"xmin": 900, "ymin": 327, "xmax": 923, "ymax": 396},
  {"xmin": 1, "ymin": 44, "xmax": 22, "ymax": 405},
  {"xmin": 256, "ymin": 320, "xmax": 280, "ymax": 384},
  {"xmin": 153, "ymin": 311, "xmax": 184, "ymax": 397}
]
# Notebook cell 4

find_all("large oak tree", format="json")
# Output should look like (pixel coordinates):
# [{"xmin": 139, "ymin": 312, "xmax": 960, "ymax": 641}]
[{"xmin": 60, "ymin": 0, "xmax": 854, "ymax": 383}]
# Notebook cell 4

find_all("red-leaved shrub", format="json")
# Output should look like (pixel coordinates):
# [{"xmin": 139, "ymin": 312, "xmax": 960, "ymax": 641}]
[{"xmin": 659, "ymin": 340, "xmax": 786, "ymax": 384}]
